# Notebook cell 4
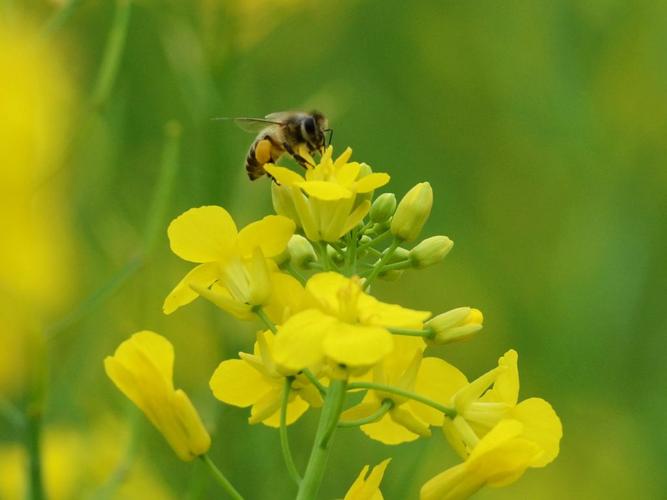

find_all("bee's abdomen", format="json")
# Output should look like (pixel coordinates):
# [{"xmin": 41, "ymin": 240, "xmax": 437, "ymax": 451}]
[{"xmin": 245, "ymin": 146, "xmax": 264, "ymax": 180}]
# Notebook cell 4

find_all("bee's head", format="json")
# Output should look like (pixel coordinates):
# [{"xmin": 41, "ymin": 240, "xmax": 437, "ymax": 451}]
[{"xmin": 302, "ymin": 111, "xmax": 329, "ymax": 153}]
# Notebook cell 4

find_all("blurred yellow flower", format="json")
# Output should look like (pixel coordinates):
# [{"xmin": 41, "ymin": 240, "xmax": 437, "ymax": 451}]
[
  {"xmin": 342, "ymin": 338, "xmax": 467, "ymax": 445},
  {"xmin": 0, "ymin": 19, "xmax": 77, "ymax": 396},
  {"xmin": 104, "ymin": 331, "xmax": 211, "ymax": 461},
  {"xmin": 163, "ymin": 206, "xmax": 295, "ymax": 318},
  {"xmin": 421, "ymin": 420, "xmax": 546, "ymax": 500},
  {"xmin": 344, "ymin": 458, "xmax": 391, "ymax": 500},
  {"xmin": 273, "ymin": 272, "xmax": 430, "ymax": 374},
  {"xmin": 267, "ymin": 146, "xmax": 390, "ymax": 242},
  {"xmin": 0, "ymin": 422, "xmax": 174, "ymax": 500},
  {"xmin": 209, "ymin": 330, "xmax": 322, "ymax": 426}
]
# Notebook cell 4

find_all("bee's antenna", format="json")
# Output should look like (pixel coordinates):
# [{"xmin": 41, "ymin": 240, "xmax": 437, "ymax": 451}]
[{"xmin": 325, "ymin": 128, "xmax": 334, "ymax": 147}]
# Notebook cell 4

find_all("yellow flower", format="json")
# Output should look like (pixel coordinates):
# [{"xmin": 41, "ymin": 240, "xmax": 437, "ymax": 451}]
[
  {"xmin": 163, "ymin": 206, "xmax": 296, "ymax": 319},
  {"xmin": 266, "ymin": 146, "xmax": 390, "ymax": 242},
  {"xmin": 341, "ymin": 338, "xmax": 467, "ymax": 444},
  {"xmin": 420, "ymin": 420, "xmax": 546, "ymax": 500},
  {"xmin": 441, "ymin": 350, "xmax": 562, "ymax": 465},
  {"xmin": 209, "ymin": 330, "xmax": 323, "ymax": 426},
  {"xmin": 104, "ymin": 331, "xmax": 211, "ymax": 461},
  {"xmin": 344, "ymin": 458, "xmax": 391, "ymax": 500},
  {"xmin": 273, "ymin": 272, "xmax": 430, "ymax": 374}
]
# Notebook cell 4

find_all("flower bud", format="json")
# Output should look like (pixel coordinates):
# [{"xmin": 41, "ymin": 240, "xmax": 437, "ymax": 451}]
[
  {"xmin": 369, "ymin": 193, "xmax": 397, "ymax": 223},
  {"xmin": 409, "ymin": 236, "xmax": 453, "ymax": 269},
  {"xmin": 287, "ymin": 234, "xmax": 316, "ymax": 268},
  {"xmin": 390, "ymin": 182, "xmax": 433, "ymax": 241},
  {"xmin": 427, "ymin": 307, "xmax": 483, "ymax": 344}
]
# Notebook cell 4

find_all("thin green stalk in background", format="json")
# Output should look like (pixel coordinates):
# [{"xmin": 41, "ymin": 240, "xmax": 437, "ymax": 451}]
[
  {"xmin": 42, "ymin": 0, "xmax": 84, "ymax": 37},
  {"xmin": 297, "ymin": 379, "xmax": 346, "ymax": 500},
  {"xmin": 26, "ymin": 410, "xmax": 44, "ymax": 500},
  {"xmin": 46, "ymin": 121, "xmax": 182, "ymax": 341},
  {"xmin": 280, "ymin": 378, "xmax": 302, "ymax": 486},
  {"xmin": 91, "ymin": 0, "xmax": 132, "ymax": 108},
  {"xmin": 200, "ymin": 455, "xmax": 244, "ymax": 500}
]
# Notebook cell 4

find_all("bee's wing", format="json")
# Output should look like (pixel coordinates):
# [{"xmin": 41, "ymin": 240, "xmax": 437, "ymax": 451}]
[
  {"xmin": 265, "ymin": 111, "xmax": 304, "ymax": 122},
  {"xmin": 212, "ymin": 117, "xmax": 284, "ymax": 133}
]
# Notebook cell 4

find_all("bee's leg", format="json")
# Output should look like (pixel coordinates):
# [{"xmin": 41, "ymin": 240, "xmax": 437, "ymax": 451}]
[{"xmin": 282, "ymin": 142, "xmax": 314, "ymax": 169}]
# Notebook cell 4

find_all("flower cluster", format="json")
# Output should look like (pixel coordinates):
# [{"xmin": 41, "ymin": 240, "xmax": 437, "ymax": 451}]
[{"xmin": 105, "ymin": 146, "xmax": 562, "ymax": 499}]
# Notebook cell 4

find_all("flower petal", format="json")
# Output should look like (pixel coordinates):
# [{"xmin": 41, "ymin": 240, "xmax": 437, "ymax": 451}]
[
  {"xmin": 273, "ymin": 309, "xmax": 335, "ymax": 371},
  {"xmin": 237, "ymin": 215, "xmax": 295, "ymax": 258},
  {"xmin": 355, "ymin": 172, "xmax": 390, "ymax": 193},
  {"xmin": 264, "ymin": 164, "xmax": 304, "ymax": 186},
  {"xmin": 163, "ymin": 263, "xmax": 219, "ymax": 315},
  {"xmin": 262, "ymin": 395, "xmax": 310, "ymax": 427},
  {"xmin": 358, "ymin": 295, "xmax": 430, "ymax": 329},
  {"xmin": 209, "ymin": 359, "xmax": 271, "ymax": 408},
  {"xmin": 298, "ymin": 180, "xmax": 353, "ymax": 201},
  {"xmin": 361, "ymin": 412, "xmax": 419, "ymax": 445},
  {"xmin": 412, "ymin": 357, "xmax": 468, "ymax": 425},
  {"xmin": 510, "ymin": 398, "xmax": 562, "ymax": 467},
  {"xmin": 167, "ymin": 206, "xmax": 238, "ymax": 263},
  {"xmin": 323, "ymin": 323, "xmax": 393, "ymax": 368}
]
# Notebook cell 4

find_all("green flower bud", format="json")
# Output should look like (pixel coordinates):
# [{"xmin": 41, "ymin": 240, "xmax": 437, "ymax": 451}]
[
  {"xmin": 355, "ymin": 163, "xmax": 375, "ymax": 207},
  {"xmin": 390, "ymin": 182, "xmax": 433, "ymax": 241},
  {"xmin": 426, "ymin": 307, "xmax": 483, "ymax": 344},
  {"xmin": 287, "ymin": 235, "xmax": 316, "ymax": 268},
  {"xmin": 369, "ymin": 193, "xmax": 397, "ymax": 223},
  {"xmin": 409, "ymin": 236, "xmax": 453, "ymax": 269},
  {"xmin": 359, "ymin": 235, "xmax": 372, "ymax": 246}
]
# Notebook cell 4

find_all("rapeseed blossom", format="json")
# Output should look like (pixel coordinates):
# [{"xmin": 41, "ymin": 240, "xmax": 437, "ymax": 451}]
[
  {"xmin": 209, "ymin": 330, "xmax": 323, "ymax": 426},
  {"xmin": 104, "ymin": 331, "xmax": 211, "ymax": 461},
  {"xmin": 106, "ymin": 140, "xmax": 562, "ymax": 499},
  {"xmin": 266, "ymin": 146, "xmax": 389, "ymax": 242},
  {"xmin": 163, "ymin": 206, "xmax": 296, "ymax": 318},
  {"xmin": 272, "ymin": 272, "xmax": 430, "ymax": 373}
]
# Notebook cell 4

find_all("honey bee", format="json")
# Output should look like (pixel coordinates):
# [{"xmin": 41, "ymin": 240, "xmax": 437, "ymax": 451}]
[{"xmin": 217, "ymin": 111, "xmax": 330, "ymax": 180}]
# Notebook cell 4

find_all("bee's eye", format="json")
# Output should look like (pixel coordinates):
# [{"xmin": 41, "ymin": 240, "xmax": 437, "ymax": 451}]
[{"xmin": 304, "ymin": 117, "xmax": 316, "ymax": 135}]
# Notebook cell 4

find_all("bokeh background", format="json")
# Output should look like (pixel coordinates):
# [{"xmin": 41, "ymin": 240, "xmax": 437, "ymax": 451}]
[{"xmin": 2, "ymin": 0, "xmax": 666, "ymax": 498}]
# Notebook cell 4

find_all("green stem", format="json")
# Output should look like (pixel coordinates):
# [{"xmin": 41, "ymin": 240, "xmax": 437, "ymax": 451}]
[
  {"xmin": 26, "ymin": 409, "xmax": 44, "ymax": 500},
  {"xmin": 378, "ymin": 260, "xmax": 411, "ymax": 272},
  {"xmin": 280, "ymin": 379, "xmax": 302, "ymax": 486},
  {"xmin": 358, "ymin": 229, "xmax": 390, "ymax": 251},
  {"xmin": 91, "ymin": 0, "xmax": 132, "ymax": 108},
  {"xmin": 363, "ymin": 239, "xmax": 399, "ymax": 290},
  {"xmin": 316, "ymin": 241, "xmax": 331, "ymax": 271},
  {"xmin": 286, "ymin": 262, "xmax": 307, "ymax": 285},
  {"xmin": 388, "ymin": 327, "xmax": 435, "ymax": 338},
  {"xmin": 347, "ymin": 382, "xmax": 456, "ymax": 418},
  {"xmin": 338, "ymin": 400, "xmax": 393, "ymax": 427},
  {"xmin": 297, "ymin": 379, "xmax": 346, "ymax": 500},
  {"xmin": 143, "ymin": 121, "xmax": 182, "ymax": 253},
  {"xmin": 200, "ymin": 455, "xmax": 244, "ymax": 500},
  {"xmin": 302, "ymin": 369, "xmax": 327, "ymax": 397},
  {"xmin": 254, "ymin": 307, "xmax": 277, "ymax": 334}
]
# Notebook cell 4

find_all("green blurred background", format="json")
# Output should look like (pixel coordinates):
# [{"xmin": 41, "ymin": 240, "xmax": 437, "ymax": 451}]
[{"xmin": 2, "ymin": 0, "xmax": 666, "ymax": 498}]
